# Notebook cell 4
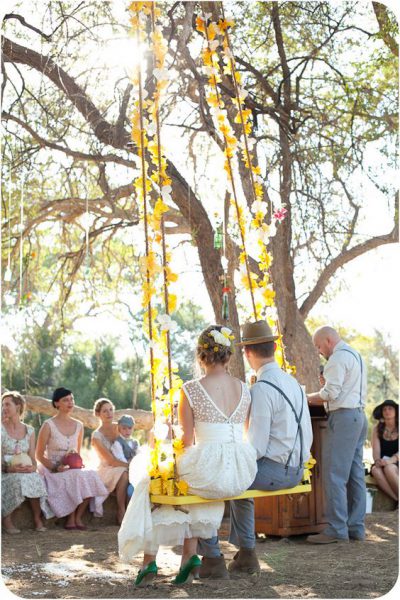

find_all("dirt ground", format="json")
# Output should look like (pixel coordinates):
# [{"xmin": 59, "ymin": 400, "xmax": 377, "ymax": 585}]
[{"xmin": 1, "ymin": 512, "xmax": 398, "ymax": 599}]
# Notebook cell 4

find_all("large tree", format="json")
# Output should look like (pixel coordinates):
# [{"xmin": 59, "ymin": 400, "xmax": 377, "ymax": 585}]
[{"xmin": 2, "ymin": 1, "xmax": 398, "ymax": 388}]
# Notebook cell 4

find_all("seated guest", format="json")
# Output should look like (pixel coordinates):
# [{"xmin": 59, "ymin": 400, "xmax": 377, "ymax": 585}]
[
  {"xmin": 36, "ymin": 387, "xmax": 108, "ymax": 530},
  {"xmin": 91, "ymin": 399, "xmax": 129, "ymax": 525},
  {"xmin": 1, "ymin": 391, "xmax": 48, "ymax": 534},
  {"xmin": 111, "ymin": 415, "xmax": 140, "ymax": 464},
  {"xmin": 371, "ymin": 399, "xmax": 398, "ymax": 502}
]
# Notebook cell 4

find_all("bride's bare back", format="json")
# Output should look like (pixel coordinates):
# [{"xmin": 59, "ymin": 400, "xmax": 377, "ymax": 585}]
[{"xmin": 199, "ymin": 373, "xmax": 243, "ymax": 419}]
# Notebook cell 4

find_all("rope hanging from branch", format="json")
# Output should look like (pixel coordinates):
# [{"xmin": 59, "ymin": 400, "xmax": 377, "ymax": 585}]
[
  {"xmin": 196, "ymin": 10, "xmax": 292, "ymax": 373},
  {"xmin": 129, "ymin": 1, "xmax": 185, "ymax": 497},
  {"xmin": 199, "ymin": 5, "xmax": 258, "ymax": 322}
]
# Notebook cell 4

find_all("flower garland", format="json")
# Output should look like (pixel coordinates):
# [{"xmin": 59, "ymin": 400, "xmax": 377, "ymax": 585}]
[
  {"xmin": 129, "ymin": 1, "xmax": 186, "ymax": 495},
  {"xmin": 196, "ymin": 10, "xmax": 258, "ymax": 322},
  {"xmin": 196, "ymin": 12, "xmax": 295, "ymax": 373}
]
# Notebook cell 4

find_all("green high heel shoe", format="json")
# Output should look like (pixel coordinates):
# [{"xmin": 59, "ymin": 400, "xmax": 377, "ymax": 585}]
[
  {"xmin": 173, "ymin": 555, "xmax": 202, "ymax": 585},
  {"xmin": 135, "ymin": 561, "xmax": 158, "ymax": 587}
]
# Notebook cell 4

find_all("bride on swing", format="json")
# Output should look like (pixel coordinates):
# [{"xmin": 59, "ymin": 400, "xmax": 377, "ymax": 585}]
[{"xmin": 118, "ymin": 324, "xmax": 257, "ymax": 585}]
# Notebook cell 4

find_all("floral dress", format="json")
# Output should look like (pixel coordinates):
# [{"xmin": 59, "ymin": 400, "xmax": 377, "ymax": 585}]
[
  {"xmin": 37, "ymin": 418, "xmax": 108, "ymax": 518},
  {"xmin": 1, "ymin": 424, "xmax": 48, "ymax": 518},
  {"xmin": 119, "ymin": 379, "xmax": 257, "ymax": 559}
]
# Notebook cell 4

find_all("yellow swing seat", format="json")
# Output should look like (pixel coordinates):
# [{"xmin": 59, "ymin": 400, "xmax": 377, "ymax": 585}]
[{"xmin": 151, "ymin": 480, "xmax": 311, "ymax": 505}]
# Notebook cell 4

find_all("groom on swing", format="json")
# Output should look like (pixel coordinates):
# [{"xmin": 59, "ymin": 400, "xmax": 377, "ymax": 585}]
[{"xmin": 198, "ymin": 320, "xmax": 313, "ymax": 578}]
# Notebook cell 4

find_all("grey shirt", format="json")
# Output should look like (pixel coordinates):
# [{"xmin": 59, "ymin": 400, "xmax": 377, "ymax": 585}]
[{"xmin": 247, "ymin": 361, "xmax": 313, "ymax": 466}]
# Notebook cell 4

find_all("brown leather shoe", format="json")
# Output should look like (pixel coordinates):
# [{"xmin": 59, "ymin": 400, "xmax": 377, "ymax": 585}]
[
  {"xmin": 228, "ymin": 548, "xmax": 260, "ymax": 575},
  {"xmin": 199, "ymin": 556, "xmax": 230, "ymax": 580},
  {"xmin": 306, "ymin": 533, "xmax": 349, "ymax": 544}
]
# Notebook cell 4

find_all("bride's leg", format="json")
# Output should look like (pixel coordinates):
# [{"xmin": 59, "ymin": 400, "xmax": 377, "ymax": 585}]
[
  {"xmin": 172, "ymin": 538, "xmax": 201, "ymax": 584},
  {"xmin": 142, "ymin": 552, "xmax": 157, "ymax": 568},
  {"xmin": 181, "ymin": 537, "xmax": 198, "ymax": 565},
  {"xmin": 135, "ymin": 552, "xmax": 158, "ymax": 587}
]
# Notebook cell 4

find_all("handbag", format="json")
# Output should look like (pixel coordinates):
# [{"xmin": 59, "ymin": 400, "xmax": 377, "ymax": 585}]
[{"xmin": 61, "ymin": 450, "xmax": 84, "ymax": 469}]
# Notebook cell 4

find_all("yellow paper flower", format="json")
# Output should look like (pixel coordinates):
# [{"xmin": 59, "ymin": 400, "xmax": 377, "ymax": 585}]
[
  {"xmin": 175, "ymin": 480, "xmax": 189, "ymax": 496},
  {"xmin": 173, "ymin": 438, "xmax": 184, "ymax": 454}
]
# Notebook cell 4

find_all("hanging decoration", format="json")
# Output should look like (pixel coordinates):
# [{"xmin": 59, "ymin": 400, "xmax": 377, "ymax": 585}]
[
  {"xmin": 126, "ymin": 1, "xmax": 299, "ymax": 499},
  {"xmin": 18, "ymin": 176, "xmax": 24, "ymax": 307},
  {"xmin": 196, "ymin": 11, "xmax": 294, "ymax": 373},
  {"xmin": 4, "ymin": 169, "xmax": 13, "ymax": 283},
  {"xmin": 82, "ymin": 166, "xmax": 91, "ymax": 277},
  {"xmin": 128, "ymin": 1, "xmax": 185, "ymax": 497},
  {"xmin": 196, "ymin": 8, "xmax": 258, "ymax": 323}
]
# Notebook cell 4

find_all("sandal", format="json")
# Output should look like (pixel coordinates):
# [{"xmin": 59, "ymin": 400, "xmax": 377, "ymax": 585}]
[
  {"xmin": 173, "ymin": 555, "xmax": 202, "ymax": 585},
  {"xmin": 135, "ymin": 561, "xmax": 158, "ymax": 587},
  {"xmin": 4, "ymin": 527, "xmax": 21, "ymax": 535}
]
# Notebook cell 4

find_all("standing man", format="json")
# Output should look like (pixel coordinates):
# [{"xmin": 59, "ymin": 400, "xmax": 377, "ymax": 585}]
[
  {"xmin": 199, "ymin": 320, "xmax": 313, "ymax": 578},
  {"xmin": 307, "ymin": 326, "xmax": 368, "ymax": 544}
]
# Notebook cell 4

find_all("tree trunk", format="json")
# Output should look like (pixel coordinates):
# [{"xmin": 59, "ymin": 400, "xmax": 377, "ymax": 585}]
[{"xmin": 24, "ymin": 395, "xmax": 153, "ymax": 430}]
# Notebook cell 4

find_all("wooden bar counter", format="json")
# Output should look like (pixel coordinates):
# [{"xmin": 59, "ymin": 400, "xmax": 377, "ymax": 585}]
[{"xmin": 254, "ymin": 407, "xmax": 328, "ymax": 537}]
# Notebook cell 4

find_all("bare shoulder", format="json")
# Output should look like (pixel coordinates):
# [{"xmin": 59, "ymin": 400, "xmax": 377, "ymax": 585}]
[{"xmin": 39, "ymin": 419, "xmax": 51, "ymax": 432}]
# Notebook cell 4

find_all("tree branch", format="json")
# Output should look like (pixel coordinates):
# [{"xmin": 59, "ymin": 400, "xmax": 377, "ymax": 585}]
[
  {"xmin": 299, "ymin": 192, "xmax": 399, "ymax": 318},
  {"xmin": 372, "ymin": 2, "xmax": 399, "ymax": 57},
  {"xmin": 2, "ymin": 36, "xmax": 131, "ymax": 149},
  {"xmin": 2, "ymin": 111, "xmax": 135, "ymax": 167}
]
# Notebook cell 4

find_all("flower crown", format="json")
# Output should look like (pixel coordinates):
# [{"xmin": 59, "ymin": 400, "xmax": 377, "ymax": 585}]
[{"xmin": 200, "ymin": 327, "xmax": 235, "ymax": 350}]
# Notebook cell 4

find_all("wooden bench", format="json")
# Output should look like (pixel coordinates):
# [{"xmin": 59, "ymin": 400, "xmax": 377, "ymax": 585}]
[
  {"xmin": 365, "ymin": 474, "xmax": 397, "ymax": 511},
  {"xmin": 150, "ymin": 482, "xmax": 312, "ymax": 505}
]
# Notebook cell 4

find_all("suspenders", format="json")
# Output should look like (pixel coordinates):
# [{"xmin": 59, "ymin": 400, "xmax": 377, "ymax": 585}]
[
  {"xmin": 336, "ymin": 348, "xmax": 364, "ymax": 407},
  {"xmin": 258, "ymin": 380, "xmax": 305, "ymax": 473}
]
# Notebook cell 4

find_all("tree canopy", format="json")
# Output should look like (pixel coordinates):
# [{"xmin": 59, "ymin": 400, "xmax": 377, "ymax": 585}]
[{"xmin": 1, "ymin": 1, "xmax": 398, "ymax": 390}]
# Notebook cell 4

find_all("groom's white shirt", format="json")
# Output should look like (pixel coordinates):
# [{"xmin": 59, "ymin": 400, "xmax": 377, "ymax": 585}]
[{"xmin": 247, "ymin": 361, "xmax": 313, "ymax": 465}]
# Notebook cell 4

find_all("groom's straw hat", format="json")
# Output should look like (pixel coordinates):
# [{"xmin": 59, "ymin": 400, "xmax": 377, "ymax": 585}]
[{"xmin": 236, "ymin": 320, "xmax": 278, "ymax": 346}]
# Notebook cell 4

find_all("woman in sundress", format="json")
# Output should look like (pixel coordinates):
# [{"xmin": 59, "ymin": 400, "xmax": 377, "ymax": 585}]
[
  {"xmin": 36, "ymin": 387, "xmax": 108, "ymax": 530},
  {"xmin": 2, "ymin": 391, "xmax": 48, "ymax": 534},
  {"xmin": 91, "ymin": 399, "xmax": 129, "ymax": 525}
]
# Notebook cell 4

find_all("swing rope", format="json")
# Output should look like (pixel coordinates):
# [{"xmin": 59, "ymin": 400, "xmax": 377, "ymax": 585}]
[
  {"xmin": 202, "ymin": 9, "xmax": 289, "ymax": 371},
  {"xmin": 149, "ymin": 1, "xmax": 175, "ymax": 489},
  {"xmin": 134, "ymin": 9, "xmax": 156, "ymax": 410},
  {"xmin": 201, "ymin": 5, "xmax": 258, "ymax": 322}
]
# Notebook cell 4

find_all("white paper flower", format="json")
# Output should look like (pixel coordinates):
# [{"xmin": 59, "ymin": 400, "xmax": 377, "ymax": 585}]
[
  {"xmin": 161, "ymin": 185, "xmax": 172, "ymax": 201},
  {"xmin": 4, "ymin": 293, "xmax": 15, "ymax": 306},
  {"xmin": 208, "ymin": 40, "xmax": 219, "ymax": 51},
  {"xmin": 3, "ymin": 267, "xmax": 12, "ymax": 282},
  {"xmin": 209, "ymin": 328, "xmax": 232, "ymax": 347},
  {"xmin": 157, "ymin": 313, "xmax": 178, "ymax": 332},
  {"xmin": 204, "ymin": 66, "xmax": 218, "ymax": 76},
  {"xmin": 224, "ymin": 47, "xmax": 233, "ymax": 59},
  {"xmin": 147, "ymin": 122, "xmax": 156, "ymax": 137},
  {"xmin": 251, "ymin": 200, "xmax": 267, "ymax": 215},
  {"xmin": 154, "ymin": 422, "xmax": 169, "ymax": 441},
  {"xmin": 257, "ymin": 223, "xmax": 271, "ymax": 243},
  {"xmin": 221, "ymin": 327, "xmax": 234, "ymax": 341},
  {"xmin": 153, "ymin": 68, "xmax": 170, "ymax": 81}
]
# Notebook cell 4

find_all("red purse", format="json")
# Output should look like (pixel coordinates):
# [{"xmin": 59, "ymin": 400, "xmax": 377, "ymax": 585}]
[{"xmin": 62, "ymin": 451, "xmax": 84, "ymax": 469}]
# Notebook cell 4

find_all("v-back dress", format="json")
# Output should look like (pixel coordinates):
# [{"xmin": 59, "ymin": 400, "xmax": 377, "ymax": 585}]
[
  {"xmin": 119, "ymin": 378, "xmax": 257, "ymax": 560},
  {"xmin": 38, "ymin": 418, "xmax": 108, "ymax": 518}
]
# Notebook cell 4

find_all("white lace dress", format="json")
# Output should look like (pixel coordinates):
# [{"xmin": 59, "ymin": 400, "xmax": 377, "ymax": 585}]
[{"xmin": 119, "ymin": 379, "xmax": 257, "ymax": 560}]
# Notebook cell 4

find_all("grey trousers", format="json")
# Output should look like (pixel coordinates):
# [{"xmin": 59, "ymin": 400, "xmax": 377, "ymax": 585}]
[
  {"xmin": 198, "ymin": 457, "xmax": 304, "ymax": 558},
  {"xmin": 323, "ymin": 407, "xmax": 368, "ymax": 540}
]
